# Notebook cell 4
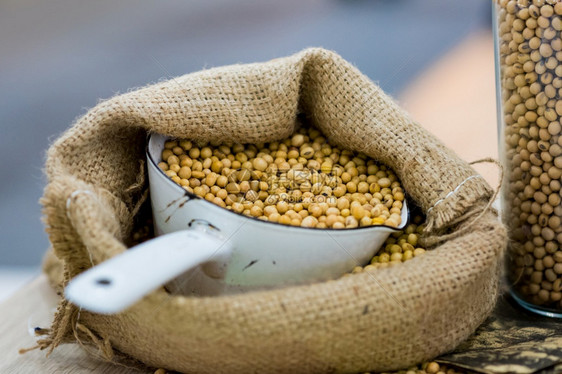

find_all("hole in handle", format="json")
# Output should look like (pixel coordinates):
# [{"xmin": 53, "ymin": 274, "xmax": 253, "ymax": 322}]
[{"xmin": 96, "ymin": 278, "xmax": 112, "ymax": 286}]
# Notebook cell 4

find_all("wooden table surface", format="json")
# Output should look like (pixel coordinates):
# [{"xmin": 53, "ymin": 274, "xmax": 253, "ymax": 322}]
[
  {"xmin": 0, "ymin": 275, "xmax": 150, "ymax": 373},
  {"xmin": 0, "ymin": 31, "xmax": 498, "ymax": 373}
]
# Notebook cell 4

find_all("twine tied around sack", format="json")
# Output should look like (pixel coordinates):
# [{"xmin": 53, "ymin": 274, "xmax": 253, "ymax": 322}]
[{"xmin": 422, "ymin": 158, "xmax": 504, "ymax": 247}]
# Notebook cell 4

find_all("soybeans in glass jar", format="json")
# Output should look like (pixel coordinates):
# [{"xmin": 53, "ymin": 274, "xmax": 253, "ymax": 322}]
[{"xmin": 494, "ymin": 0, "xmax": 562, "ymax": 317}]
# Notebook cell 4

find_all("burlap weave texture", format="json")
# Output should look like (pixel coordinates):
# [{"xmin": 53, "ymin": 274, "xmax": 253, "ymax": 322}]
[{"xmin": 40, "ymin": 48, "xmax": 506, "ymax": 373}]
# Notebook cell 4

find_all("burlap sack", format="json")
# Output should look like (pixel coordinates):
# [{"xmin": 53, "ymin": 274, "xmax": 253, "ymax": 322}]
[{"xmin": 39, "ymin": 48, "xmax": 506, "ymax": 373}]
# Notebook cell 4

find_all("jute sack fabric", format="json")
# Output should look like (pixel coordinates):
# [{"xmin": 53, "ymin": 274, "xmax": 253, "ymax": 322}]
[{"xmin": 39, "ymin": 48, "xmax": 507, "ymax": 373}]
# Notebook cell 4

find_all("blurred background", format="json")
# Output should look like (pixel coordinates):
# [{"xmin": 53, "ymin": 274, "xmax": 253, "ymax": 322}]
[{"xmin": 0, "ymin": 0, "xmax": 493, "ymax": 300}]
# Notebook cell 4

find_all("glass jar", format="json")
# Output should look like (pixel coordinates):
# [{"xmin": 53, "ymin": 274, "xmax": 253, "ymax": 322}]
[{"xmin": 494, "ymin": 0, "xmax": 562, "ymax": 317}]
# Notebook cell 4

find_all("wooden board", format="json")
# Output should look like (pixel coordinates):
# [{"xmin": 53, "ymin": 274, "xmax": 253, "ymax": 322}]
[{"xmin": 0, "ymin": 275, "xmax": 151, "ymax": 373}]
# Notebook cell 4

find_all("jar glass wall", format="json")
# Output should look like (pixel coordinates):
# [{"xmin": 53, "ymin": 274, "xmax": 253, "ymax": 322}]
[{"xmin": 494, "ymin": 0, "xmax": 562, "ymax": 317}]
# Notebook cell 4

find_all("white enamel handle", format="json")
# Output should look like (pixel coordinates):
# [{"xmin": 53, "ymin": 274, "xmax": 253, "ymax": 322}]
[{"xmin": 65, "ymin": 229, "xmax": 232, "ymax": 314}]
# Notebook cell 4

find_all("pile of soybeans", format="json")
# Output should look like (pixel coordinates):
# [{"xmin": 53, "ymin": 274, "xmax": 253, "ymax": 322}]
[{"xmin": 157, "ymin": 124, "xmax": 405, "ymax": 229}]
